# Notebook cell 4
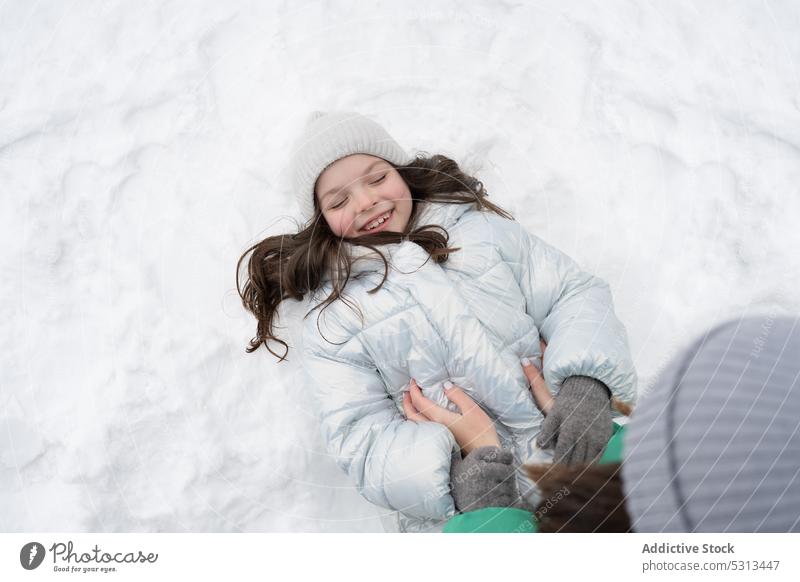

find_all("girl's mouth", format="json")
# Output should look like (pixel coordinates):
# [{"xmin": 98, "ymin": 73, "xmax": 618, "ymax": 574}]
[{"xmin": 361, "ymin": 209, "xmax": 394, "ymax": 233}]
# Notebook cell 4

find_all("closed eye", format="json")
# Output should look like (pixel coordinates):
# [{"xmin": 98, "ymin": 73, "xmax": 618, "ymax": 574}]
[{"xmin": 329, "ymin": 174, "xmax": 386, "ymax": 210}]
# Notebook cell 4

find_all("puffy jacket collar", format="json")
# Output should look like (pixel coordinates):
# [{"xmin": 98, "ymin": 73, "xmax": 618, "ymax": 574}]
[
  {"xmin": 413, "ymin": 198, "xmax": 475, "ymax": 231},
  {"xmin": 320, "ymin": 200, "xmax": 475, "ymax": 283}
]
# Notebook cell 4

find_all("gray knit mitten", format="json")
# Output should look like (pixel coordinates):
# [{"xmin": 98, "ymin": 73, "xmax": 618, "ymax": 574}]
[
  {"xmin": 536, "ymin": 375, "xmax": 612, "ymax": 465},
  {"xmin": 450, "ymin": 446, "xmax": 520, "ymax": 513}
]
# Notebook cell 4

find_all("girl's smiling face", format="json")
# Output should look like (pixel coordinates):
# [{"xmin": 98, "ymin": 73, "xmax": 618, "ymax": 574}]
[{"xmin": 314, "ymin": 154, "xmax": 413, "ymax": 239}]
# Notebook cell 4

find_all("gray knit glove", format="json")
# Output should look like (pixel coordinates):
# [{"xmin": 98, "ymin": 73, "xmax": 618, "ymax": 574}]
[
  {"xmin": 536, "ymin": 375, "xmax": 612, "ymax": 464},
  {"xmin": 450, "ymin": 446, "xmax": 520, "ymax": 513}
]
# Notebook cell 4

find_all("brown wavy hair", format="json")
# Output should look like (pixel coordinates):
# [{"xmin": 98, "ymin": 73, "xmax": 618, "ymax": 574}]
[
  {"xmin": 236, "ymin": 153, "xmax": 513, "ymax": 361},
  {"xmin": 525, "ymin": 462, "xmax": 632, "ymax": 532}
]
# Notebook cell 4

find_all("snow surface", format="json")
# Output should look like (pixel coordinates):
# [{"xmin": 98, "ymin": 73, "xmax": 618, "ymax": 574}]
[{"xmin": 2, "ymin": 0, "xmax": 799, "ymax": 532}]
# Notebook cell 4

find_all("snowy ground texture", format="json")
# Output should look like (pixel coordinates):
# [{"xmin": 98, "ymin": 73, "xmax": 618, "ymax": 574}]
[{"xmin": 2, "ymin": 0, "xmax": 799, "ymax": 532}]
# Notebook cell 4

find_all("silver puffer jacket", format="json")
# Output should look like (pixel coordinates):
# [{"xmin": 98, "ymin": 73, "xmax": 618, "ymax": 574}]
[{"xmin": 301, "ymin": 200, "xmax": 637, "ymax": 532}]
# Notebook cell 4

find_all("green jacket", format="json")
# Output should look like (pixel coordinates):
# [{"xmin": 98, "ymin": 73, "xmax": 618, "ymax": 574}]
[{"xmin": 443, "ymin": 423, "xmax": 626, "ymax": 533}]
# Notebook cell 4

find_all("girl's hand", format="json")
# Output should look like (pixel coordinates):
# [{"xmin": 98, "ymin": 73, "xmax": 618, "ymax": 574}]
[
  {"xmin": 522, "ymin": 338, "xmax": 633, "ymax": 417},
  {"xmin": 401, "ymin": 379, "xmax": 500, "ymax": 456}
]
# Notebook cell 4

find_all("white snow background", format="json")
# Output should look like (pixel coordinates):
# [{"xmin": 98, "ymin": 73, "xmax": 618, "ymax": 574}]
[{"xmin": 2, "ymin": 0, "xmax": 799, "ymax": 532}]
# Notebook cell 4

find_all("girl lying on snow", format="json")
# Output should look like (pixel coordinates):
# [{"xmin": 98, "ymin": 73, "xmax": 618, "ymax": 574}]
[{"xmin": 237, "ymin": 111, "xmax": 637, "ymax": 531}]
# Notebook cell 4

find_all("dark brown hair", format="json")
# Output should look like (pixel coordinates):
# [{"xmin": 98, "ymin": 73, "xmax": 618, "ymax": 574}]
[
  {"xmin": 525, "ymin": 462, "xmax": 633, "ymax": 532},
  {"xmin": 236, "ymin": 153, "xmax": 513, "ymax": 361}
]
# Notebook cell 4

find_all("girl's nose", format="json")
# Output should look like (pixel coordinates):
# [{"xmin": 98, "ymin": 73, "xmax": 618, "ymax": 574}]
[{"xmin": 352, "ymin": 187, "xmax": 379, "ymax": 213}]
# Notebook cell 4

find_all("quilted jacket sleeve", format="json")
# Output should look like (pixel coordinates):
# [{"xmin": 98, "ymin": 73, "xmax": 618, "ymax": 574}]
[
  {"xmin": 302, "ymin": 339, "xmax": 460, "ymax": 520},
  {"xmin": 498, "ymin": 219, "xmax": 637, "ymax": 403}
]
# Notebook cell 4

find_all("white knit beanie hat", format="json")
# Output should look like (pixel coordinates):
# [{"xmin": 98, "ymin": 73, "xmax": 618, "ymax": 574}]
[{"xmin": 288, "ymin": 111, "xmax": 413, "ymax": 222}]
